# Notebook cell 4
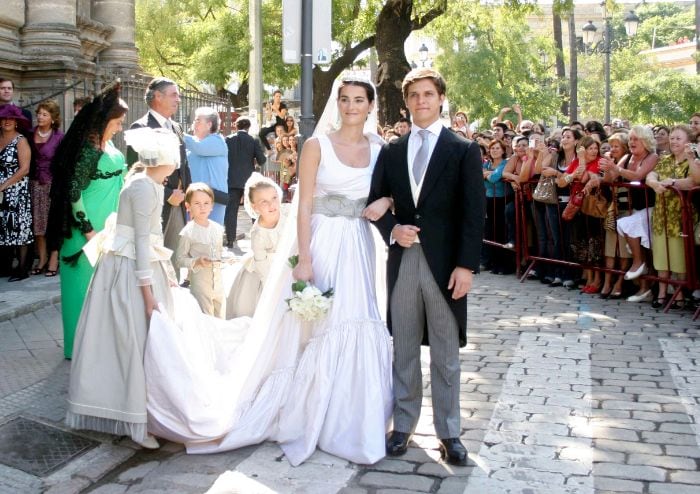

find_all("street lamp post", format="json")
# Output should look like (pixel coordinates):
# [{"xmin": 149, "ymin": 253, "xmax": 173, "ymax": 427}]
[
  {"xmin": 418, "ymin": 43, "xmax": 429, "ymax": 67},
  {"xmin": 582, "ymin": 7, "xmax": 639, "ymax": 124}
]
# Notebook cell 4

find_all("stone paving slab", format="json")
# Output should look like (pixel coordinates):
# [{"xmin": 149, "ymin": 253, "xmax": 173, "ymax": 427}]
[
  {"xmin": 2, "ymin": 256, "xmax": 700, "ymax": 492},
  {"xmin": 0, "ymin": 275, "xmax": 60, "ymax": 323}
]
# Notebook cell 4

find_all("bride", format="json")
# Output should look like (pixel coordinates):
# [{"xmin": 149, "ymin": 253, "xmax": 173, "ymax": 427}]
[{"xmin": 145, "ymin": 78, "xmax": 393, "ymax": 465}]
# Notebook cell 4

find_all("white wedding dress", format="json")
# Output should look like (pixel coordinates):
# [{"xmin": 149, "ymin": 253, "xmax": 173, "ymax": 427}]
[{"xmin": 145, "ymin": 133, "xmax": 393, "ymax": 466}]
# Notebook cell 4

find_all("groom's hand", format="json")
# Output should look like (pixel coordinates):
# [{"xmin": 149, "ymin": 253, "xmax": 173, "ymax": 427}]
[
  {"xmin": 448, "ymin": 267, "xmax": 473, "ymax": 300},
  {"xmin": 392, "ymin": 225, "xmax": 420, "ymax": 248}
]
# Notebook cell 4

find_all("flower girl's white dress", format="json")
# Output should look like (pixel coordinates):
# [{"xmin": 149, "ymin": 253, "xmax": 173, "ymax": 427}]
[{"xmin": 145, "ymin": 133, "xmax": 392, "ymax": 466}]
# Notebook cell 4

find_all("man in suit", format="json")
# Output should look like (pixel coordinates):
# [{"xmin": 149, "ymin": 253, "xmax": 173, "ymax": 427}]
[
  {"xmin": 225, "ymin": 117, "xmax": 266, "ymax": 250},
  {"xmin": 368, "ymin": 68, "xmax": 485, "ymax": 466},
  {"xmin": 0, "ymin": 78, "xmax": 33, "ymax": 124},
  {"xmin": 127, "ymin": 77, "xmax": 191, "ymax": 255}
]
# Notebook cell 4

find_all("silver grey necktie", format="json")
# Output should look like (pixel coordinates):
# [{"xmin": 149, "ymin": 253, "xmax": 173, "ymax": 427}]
[{"xmin": 412, "ymin": 129, "xmax": 430, "ymax": 183}]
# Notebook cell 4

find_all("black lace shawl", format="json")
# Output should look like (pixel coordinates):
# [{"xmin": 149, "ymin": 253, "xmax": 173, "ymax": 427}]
[{"xmin": 47, "ymin": 84, "xmax": 121, "ymax": 257}]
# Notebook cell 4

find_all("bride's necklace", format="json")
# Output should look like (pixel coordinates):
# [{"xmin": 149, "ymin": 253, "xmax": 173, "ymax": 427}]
[{"xmin": 36, "ymin": 128, "xmax": 52, "ymax": 138}]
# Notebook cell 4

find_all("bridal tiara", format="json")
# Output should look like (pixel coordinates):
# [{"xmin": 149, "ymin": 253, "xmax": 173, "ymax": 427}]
[
  {"xmin": 338, "ymin": 77, "xmax": 376, "ymax": 99},
  {"xmin": 340, "ymin": 76, "xmax": 374, "ymax": 85}
]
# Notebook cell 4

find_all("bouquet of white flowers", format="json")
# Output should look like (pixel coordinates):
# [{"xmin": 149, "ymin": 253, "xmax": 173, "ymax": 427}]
[{"xmin": 286, "ymin": 255, "xmax": 333, "ymax": 322}]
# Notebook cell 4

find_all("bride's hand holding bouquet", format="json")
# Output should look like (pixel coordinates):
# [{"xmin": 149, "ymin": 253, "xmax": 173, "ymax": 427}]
[
  {"xmin": 291, "ymin": 254, "xmax": 313, "ymax": 283},
  {"xmin": 288, "ymin": 255, "xmax": 333, "ymax": 321}
]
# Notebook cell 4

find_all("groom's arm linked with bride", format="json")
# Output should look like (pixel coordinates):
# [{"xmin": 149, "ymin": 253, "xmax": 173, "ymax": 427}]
[{"xmin": 367, "ymin": 68, "xmax": 485, "ymax": 467}]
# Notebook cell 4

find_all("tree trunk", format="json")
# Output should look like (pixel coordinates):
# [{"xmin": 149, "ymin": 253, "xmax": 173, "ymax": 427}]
[
  {"xmin": 568, "ymin": 12, "xmax": 578, "ymax": 122},
  {"xmin": 216, "ymin": 80, "xmax": 249, "ymax": 109},
  {"xmin": 306, "ymin": 0, "xmax": 445, "ymax": 131},
  {"xmin": 308, "ymin": 35, "xmax": 377, "ymax": 131},
  {"xmin": 374, "ymin": 0, "xmax": 413, "ymax": 127},
  {"xmin": 552, "ymin": 11, "xmax": 568, "ymax": 119}
]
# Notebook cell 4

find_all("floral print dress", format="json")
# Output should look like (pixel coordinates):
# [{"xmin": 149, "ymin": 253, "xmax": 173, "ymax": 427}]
[
  {"xmin": 652, "ymin": 155, "xmax": 692, "ymax": 238},
  {"xmin": 0, "ymin": 135, "xmax": 33, "ymax": 246}
]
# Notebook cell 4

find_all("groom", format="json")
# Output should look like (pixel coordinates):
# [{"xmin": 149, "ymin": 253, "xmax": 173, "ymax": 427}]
[{"xmin": 368, "ymin": 68, "xmax": 484, "ymax": 466}]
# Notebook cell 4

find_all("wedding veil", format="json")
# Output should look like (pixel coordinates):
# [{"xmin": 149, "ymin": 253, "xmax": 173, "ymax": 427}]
[
  {"xmin": 313, "ymin": 77, "xmax": 381, "ymax": 139},
  {"xmin": 224, "ymin": 76, "xmax": 386, "ymax": 414}
]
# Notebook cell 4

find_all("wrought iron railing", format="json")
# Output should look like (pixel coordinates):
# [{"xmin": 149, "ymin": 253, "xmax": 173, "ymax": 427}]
[{"xmin": 18, "ymin": 77, "xmax": 237, "ymax": 154}]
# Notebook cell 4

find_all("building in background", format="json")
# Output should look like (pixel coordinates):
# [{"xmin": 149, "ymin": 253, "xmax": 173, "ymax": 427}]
[{"xmin": 0, "ymin": 0, "xmax": 139, "ymax": 124}]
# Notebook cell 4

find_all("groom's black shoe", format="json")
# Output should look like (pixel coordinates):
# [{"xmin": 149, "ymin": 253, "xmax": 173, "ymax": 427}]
[
  {"xmin": 439, "ymin": 438, "xmax": 468, "ymax": 466},
  {"xmin": 386, "ymin": 431, "xmax": 411, "ymax": 456}
]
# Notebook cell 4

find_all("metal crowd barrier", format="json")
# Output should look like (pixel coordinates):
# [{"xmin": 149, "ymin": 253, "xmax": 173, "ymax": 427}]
[
  {"xmin": 683, "ymin": 187, "xmax": 700, "ymax": 319},
  {"xmin": 485, "ymin": 180, "xmax": 699, "ymax": 317}
]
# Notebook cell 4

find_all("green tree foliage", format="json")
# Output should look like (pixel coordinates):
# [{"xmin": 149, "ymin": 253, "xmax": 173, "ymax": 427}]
[
  {"xmin": 576, "ymin": 46, "xmax": 699, "ymax": 125},
  {"xmin": 135, "ymin": 0, "xmax": 300, "ymax": 97},
  {"xmin": 135, "ymin": 0, "xmax": 384, "ymax": 111},
  {"xmin": 632, "ymin": 3, "xmax": 695, "ymax": 50},
  {"xmin": 135, "ymin": 0, "xmax": 696, "ymax": 126},
  {"xmin": 575, "ymin": 2, "xmax": 698, "ymax": 125},
  {"xmin": 615, "ymin": 71, "xmax": 700, "ymax": 125},
  {"xmin": 429, "ymin": 1, "xmax": 560, "ymax": 127}
]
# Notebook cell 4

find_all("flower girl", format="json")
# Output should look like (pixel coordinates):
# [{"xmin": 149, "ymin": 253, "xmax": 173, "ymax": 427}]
[
  {"xmin": 227, "ymin": 173, "xmax": 287, "ymax": 318},
  {"xmin": 66, "ymin": 128, "xmax": 180, "ymax": 449}
]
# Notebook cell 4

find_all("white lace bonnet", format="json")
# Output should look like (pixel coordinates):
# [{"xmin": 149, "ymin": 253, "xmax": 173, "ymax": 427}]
[
  {"xmin": 243, "ymin": 172, "xmax": 284, "ymax": 219},
  {"xmin": 124, "ymin": 128, "xmax": 181, "ymax": 168}
]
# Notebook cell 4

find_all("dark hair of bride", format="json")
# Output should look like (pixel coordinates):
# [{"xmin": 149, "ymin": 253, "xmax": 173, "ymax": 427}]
[
  {"xmin": 47, "ymin": 81, "xmax": 128, "ymax": 258},
  {"xmin": 337, "ymin": 79, "xmax": 375, "ymax": 104}
]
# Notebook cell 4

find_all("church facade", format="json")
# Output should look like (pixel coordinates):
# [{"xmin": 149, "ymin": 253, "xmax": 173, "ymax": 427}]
[{"xmin": 0, "ymin": 0, "xmax": 139, "ymax": 116}]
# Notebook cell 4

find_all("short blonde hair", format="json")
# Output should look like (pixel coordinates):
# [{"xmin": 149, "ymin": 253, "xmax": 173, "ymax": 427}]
[
  {"xmin": 630, "ymin": 125, "xmax": 656, "ymax": 153},
  {"xmin": 185, "ymin": 182, "xmax": 214, "ymax": 203},
  {"xmin": 607, "ymin": 131, "xmax": 629, "ymax": 149}
]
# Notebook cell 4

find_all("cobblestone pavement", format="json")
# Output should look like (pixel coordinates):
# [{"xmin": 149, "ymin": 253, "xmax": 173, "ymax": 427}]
[{"xmin": 1, "ymin": 253, "xmax": 700, "ymax": 492}]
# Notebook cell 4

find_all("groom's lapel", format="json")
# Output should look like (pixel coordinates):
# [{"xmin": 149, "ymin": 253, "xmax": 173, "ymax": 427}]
[
  {"xmin": 417, "ymin": 127, "xmax": 451, "ymax": 207},
  {"xmin": 395, "ymin": 136, "xmax": 412, "ymax": 201}
]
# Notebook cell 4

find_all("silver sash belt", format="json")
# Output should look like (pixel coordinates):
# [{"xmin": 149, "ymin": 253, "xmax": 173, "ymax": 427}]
[{"xmin": 312, "ymin": 194, "xmax": 367, "ymax": 218}]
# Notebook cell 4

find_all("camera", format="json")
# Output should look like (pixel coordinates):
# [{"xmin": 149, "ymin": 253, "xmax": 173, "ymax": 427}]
[{"xmin": 691, "ymin": 143, "xmax": 700, "ymax": 159}]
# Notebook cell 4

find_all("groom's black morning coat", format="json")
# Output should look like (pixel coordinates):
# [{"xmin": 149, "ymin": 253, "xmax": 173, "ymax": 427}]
[{"xmin": 368, "ymin": 127, "xmax": 485, "ymax": 347}]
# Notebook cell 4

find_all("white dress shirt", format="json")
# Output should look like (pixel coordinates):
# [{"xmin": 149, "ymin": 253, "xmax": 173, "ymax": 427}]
[
  {"xmin": 407, "ymin": 119, "xmax": 443, "ymax": 205},
  {"xmin": 390, "ymin": 119, "xmax": 443, "ymax": 245},
  {"xmin": 149, "ymin": 109, "xmax": 173, "ymax": 130}
]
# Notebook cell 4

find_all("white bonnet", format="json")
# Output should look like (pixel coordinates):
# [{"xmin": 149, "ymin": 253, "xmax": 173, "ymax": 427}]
[
  {"xmin": 243, "ymin": 172, "xmax": 283, "ymax": 219},
  {"xmin": 124, "ymin": 128, "xmax": 181, "ymax": 168}
]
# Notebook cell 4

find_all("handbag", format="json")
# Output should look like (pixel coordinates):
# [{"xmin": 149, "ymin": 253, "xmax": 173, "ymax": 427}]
[
  {"xmin": 532, "ymin": 176, "xmax": 558, "ymax": 204},
  {"xmin": 604, "ymin": 202, "xmax": 618, "ymax": 231},
  {"xmin": 562, "ymin": 190, "xmax": 584, "ymax": 221},
  {"xmin": 581, "ymin": 188, "xmax": 608, "ymax": 218}
]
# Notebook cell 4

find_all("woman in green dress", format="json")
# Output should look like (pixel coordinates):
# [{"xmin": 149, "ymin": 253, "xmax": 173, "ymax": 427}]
[{"xmin": 48, "ymin": 84, "xmax": 128, "ymax": 359}]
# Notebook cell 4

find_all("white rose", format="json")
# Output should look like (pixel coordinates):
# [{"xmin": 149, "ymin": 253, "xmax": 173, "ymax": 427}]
[
  {"xmin": 313, "ymin": 296, "xmax": 330, "ymax": 312},
  {"xmin": 299, "ymin": 288, "xmax": 315, "ymax": 301},
  {"xmin": 289, "ymin": 297, "xmax": 302, "ymax": 311}
]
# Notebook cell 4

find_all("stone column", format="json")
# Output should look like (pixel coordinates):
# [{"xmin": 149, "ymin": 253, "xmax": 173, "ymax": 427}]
[
  {"xmin": 21, "ymin": 0, "xmax": 81, "ymax": 60},
  {"xmin": 0, "ymin": 1, "xmax": 24, "ymax": 58},
  {"xmin": 92, "ymin": 0, "xmax": 140, "ymax": 74}
]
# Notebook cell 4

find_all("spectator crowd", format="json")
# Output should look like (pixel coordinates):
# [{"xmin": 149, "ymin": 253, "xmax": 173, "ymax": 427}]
[{"xmin": 1, "ymin": 73, "xmax": 699, "ymax": 317}]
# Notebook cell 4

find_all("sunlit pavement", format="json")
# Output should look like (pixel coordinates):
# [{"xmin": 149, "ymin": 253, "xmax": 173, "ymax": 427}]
[{"xmin": 2, "ymin": 247, "xmax": 700, "ymax": 493}]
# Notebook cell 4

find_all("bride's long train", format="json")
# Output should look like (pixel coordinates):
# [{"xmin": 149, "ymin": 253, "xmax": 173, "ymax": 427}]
[{"xmin": 144, "ymin": 191, "xmax": 393, "ymax": 466}]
